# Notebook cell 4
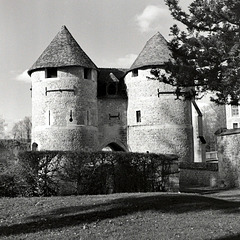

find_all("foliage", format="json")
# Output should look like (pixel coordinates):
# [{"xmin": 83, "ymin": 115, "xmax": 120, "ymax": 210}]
[
  {"xmin": 12, "ymin": 116, "xmax": 32, "ymax": 140},
  {"xmin": 0, "ymin": 116, "xmax": 7, "ymax": 139},
  {"xmin": 0, "ymin": 151, "xmax": 178, "ymax": 197},
  {"xmin": 158, "ymin": 0, "xmax": 240, "ymax": 104}
]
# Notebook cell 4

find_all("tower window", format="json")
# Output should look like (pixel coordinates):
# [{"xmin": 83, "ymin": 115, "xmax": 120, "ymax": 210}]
[
  {"xmin": 86, "ymin": 110, "xmax": 90, "ymax": 125},
  {"xmin": 136, "ymin": 110, "xmax": 141, "ymax": 123},
  {"xmin": 231, "ymin": 105, "xmax": 239, "ymax": 116},
  {"xmin": 69, "ymin": 110, "xmax": 73, "ymax": 122},
  {"xmin": 132, "ymin": 69, "xmax": 138, "ymax": 77},
  {"xmin": 46, "ymin": 68, "xmax": 57, "ymax": 78},
  {"xmin": 48, "ymin": 110, "xmax": 51, "ymax": 125},
  {"xmin": 233, "ymin": 123, "xmax": 238, "ymax": 129},
  {"xmin": 84, "ymin": 68, "xmax": 92, "ymax": 79}
]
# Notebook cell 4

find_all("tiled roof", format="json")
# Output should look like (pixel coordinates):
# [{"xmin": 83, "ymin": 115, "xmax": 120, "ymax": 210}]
[
  {"xmin": 28, "ymin": 26, "xmax": 97, "ymax": 75},
  {"xmin": 129, "ymin": 32, "xmax": 171, "ymax": 71},
  {"xmin": 98, "ymin": 68, "xmax": 127, "ymax": 84}
]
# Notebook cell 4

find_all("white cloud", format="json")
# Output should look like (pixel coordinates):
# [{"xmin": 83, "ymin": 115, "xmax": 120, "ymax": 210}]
[
  {"xmin": 135, "ymin": 5, "xmax": 168, "ymax": 33},
  {"xmin": 16, "ymin": 69, "xmax": 31, "ymax": 83},
  {"xmin": 116, "ymin": 54, "xmax": 138, "ymax": 68}
]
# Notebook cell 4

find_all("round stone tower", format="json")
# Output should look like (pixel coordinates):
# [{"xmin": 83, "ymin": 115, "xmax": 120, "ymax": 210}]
[
  {"xmin": 124, "ymin": 32, "xmax": 194, "ymax": 162},
  {"xmin": 28, "ymin": 26, "xmax": 98, "ymax": 151}
]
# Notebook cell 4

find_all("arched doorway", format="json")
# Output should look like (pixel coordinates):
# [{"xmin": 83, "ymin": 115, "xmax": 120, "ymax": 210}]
[
  {"xmin": 102, "ymin": 142, "xmax": 127, "ymax": 152},
  {"xmin": 32, "ymin": 142, "xmax": 38, "ymax": 151}
]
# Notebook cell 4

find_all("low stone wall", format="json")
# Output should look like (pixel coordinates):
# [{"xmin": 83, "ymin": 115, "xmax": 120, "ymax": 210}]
[
  {"xmin": 217, "ymin": 129, "xmax": 240, "ymax": 188},
  {"xmin": 179, "ymin": 162, "xmax": 219, "ymax": 190}
]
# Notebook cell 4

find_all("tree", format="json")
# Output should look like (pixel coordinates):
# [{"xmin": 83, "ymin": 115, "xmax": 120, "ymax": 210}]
[
  {"xmin": 12, "ymin": 116, "xmax": 32, "ymax": 141},
  {"xmin": 0, "ymin": 116, "xmax": 7, "ymax": 139},
  {"xmin": 154, "ymin": 0, "xmax": 240, "ymax": 104}
]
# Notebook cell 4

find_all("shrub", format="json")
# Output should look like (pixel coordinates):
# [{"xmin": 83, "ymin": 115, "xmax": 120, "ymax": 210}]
[{"xmin": 2, "ymin": 151, "xmax": 178, "ymax": 197}]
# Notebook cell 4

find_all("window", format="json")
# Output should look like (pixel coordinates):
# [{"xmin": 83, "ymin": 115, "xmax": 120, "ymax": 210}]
[
  {"xmin": 69, "ymin": 110, "xmax": 73, "ymax": 122},
  {"xmin": 86, "ymin": 110, "xmax": 90, "ymax": 125},
  {"xmin": 136, "ymin": 110, "xmax": 141, "ymax": 123},
  {"xmin": 45, "ymin": 68, "xmax": 57, "ymax": 78},
  {"xmin": 233, "ymin": 123, "xmax": 238, "ymax": 129},
  {"xmin": 231, "ymin": 105, "xmax": 239, "ymax": 116},
  {"xmin": 48, "ymin": 110, "xmax": 51, "ymax": 125},
  {"xmin": 132, "ymin": 69, "xmax": 138, "ymax": 77},
  {"xmin": 84, "ymin": 68, "xmax": 92, "ymax": 79}
]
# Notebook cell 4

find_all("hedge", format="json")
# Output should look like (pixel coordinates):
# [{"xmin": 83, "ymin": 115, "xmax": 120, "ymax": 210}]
[{"xmin": 0, "ymin": 151, "xmax": 179, "ymax": 197}]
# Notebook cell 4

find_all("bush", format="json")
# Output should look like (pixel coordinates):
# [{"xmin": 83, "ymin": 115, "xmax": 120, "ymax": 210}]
[
  {"xmin": 0, "ymin": 174, "xmax": 16, "ymax": 197},
  {"xmin": 1, "ymin": 151, "xmax": 179, "ymax": 197}
]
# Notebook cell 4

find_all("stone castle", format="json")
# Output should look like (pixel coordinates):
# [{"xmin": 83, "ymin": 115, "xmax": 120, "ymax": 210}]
[{"xmin": 28, "ymin": 25, "xmax": 204, "ymax": 163}]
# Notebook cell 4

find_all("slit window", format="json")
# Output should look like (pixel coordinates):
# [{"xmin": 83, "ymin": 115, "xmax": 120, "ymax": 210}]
[
  {"xmin": 48, "ymin": 110, "xmax": 51, "ymax": 125},
  {"xmin": 46, "ymin": 68, "xmax": 57, "ymax": 78},
  {"xmin": 69, "ymin": 110, "xmax": 73, "ymax": 122},
  {"xmin": 132, "ymin": 69, "xmax": 138, "ymax": 77},
  {"xmin": 84, "ymin": 68, "xmax": 92, "ymax": 80},
  {"xmin": 86, "ymin": 110, "xmax": 90, "ymax": 125},
  {"xmin": 136, "ymin": 110, "xmax": 141, "ymax": 122}
]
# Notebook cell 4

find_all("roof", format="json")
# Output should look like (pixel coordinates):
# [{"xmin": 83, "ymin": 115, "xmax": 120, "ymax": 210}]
[
  {"xmin": 129, "ymin": 32, "xmax": 172, "ymax": 71},
  {"xmin": 98, "ymin": 68, "xmax": 127, "ymax": 84},
  {"xmin": 28, "ymin": 25, "xmax": 97, "ymax": 76}
]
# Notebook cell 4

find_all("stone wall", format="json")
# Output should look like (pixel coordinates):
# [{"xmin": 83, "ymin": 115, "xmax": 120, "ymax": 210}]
[
  {"xmin": 217, "ymin": 129, "xmax": 240, "ymax": 188},
  {"xmin": 179, "ymin": 162, "xmax": 219, "ymax": 189},
  {"xmin": 31, "ymin": 66, "xmax": 98, "ymax": 151},
  {"xmin": 97, "ymin": 98, "xmax": 128, "ymax": 151},
  {"xmin": 125, "ymin": 68, "xmax": 194, "ymax": 162}
]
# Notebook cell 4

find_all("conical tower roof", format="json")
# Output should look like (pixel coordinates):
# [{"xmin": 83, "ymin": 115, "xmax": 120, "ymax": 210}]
[
  {"xmin": 28, "ymin": 26, "xmax": 97, "ymax": 75},
  {"xmin": 129, "ymin": 32, "xmax": 171, "ymax": 71}
]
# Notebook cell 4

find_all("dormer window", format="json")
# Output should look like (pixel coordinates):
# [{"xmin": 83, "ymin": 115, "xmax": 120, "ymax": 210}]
[
  {"xmin": 84, "ymin": 68, "xmax": 92, "ymax": 80},
  {"xmin": 45, "ymin": 68, "xmax": 57, "ymax": 78},
  {"xmin": 132, "ymin": 69, "xmax": 138, "ymax": 77}
]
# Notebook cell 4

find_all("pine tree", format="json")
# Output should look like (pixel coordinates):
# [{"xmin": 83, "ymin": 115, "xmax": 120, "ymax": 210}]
[{"xmin": 158, "ymin": 0, "xmax": 240, "ymax": 104}]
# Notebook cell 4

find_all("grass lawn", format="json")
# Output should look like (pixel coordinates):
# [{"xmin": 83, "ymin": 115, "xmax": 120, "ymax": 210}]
[{"xmin": 1, "ymin": 191, "xmax": 240, "ymax": 239}]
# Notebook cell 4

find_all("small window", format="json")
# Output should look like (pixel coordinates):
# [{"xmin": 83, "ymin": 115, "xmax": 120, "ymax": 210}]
[
  {"xmin": 136, "ymin": 110, "xmax": 141, "ymax": 123},
  {"xmin": 132, "ymin": 69, "xmax": 138, "ymax": 77},
  {"xmin": 86, "ymin": 110, "xmax": 91, "ymax": 125},
  {"xmin": 69, "ymin": 110, "xmax": 73, "ymax": 122},
  {"xmin": 46, "ymin": 68, "xmax": 57, "ymax": 78},
  {"xmin": 233, "ymin": 123, "xmax": 238, "ymax": 129},
  {"xmin": 231, "ymin": 105, "xmax": 239, "ymax": 116},
  {"xmin": 48, "ymin": 110, "xmax": 51, "ymax": 125},
  {"xmin": 84, "ymin": 68, "xmax": 92, "ymax": 79}
]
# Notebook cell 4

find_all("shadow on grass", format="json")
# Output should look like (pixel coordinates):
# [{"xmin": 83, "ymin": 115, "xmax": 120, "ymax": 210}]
[
  {"xmin": 1, "ymin": 193, "xmax": 240, "ymax": 237},
  {"xmin": 215, "ymin": 234, "xmax": 240, "ymax": 240}
]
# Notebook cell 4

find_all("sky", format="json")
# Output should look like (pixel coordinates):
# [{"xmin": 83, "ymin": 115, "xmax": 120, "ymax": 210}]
[{"xmin": 0, "ymin": 0, "xmax": 192, "ymax": 133}]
